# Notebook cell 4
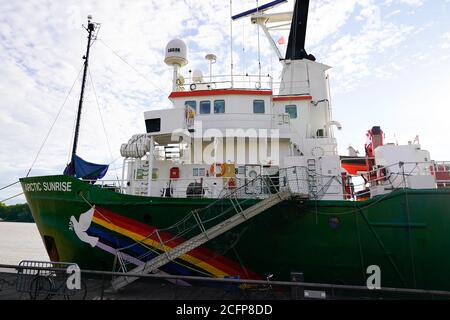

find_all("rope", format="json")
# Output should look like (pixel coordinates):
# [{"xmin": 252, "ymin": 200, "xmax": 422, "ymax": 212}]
[
  {"xmin": 88, "ymin": 68, "xmax": 121, "ymax": 184},
  {"xmin": 1, "ymin": 193, "xmax": 24, "ymax": 203},
  {"xmin": 78, "ymin": 193, "xmax": 113, "ymax": 225},
  {"xmin": 0, "ymin": 181, "xmax": 19, "ymax": 192},
  {"xmin": 26, "ymin": 66, "xmax": 84, "ymax": 177},
  {"xmin": 98, "ymin": 39, "xmax": 167, "ymax": 96}
]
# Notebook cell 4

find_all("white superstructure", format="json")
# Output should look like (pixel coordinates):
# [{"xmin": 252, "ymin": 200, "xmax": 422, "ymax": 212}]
[{"xmin": 113, "ymin": 1, "xmax": 447, "ymax": 201}]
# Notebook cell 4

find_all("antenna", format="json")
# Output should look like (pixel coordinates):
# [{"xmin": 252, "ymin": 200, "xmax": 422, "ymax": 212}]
[
  {"xmin": 230, "ymin": 0, "xmax": 234, "ymax": 88},
  {"xmin": 231, "ymin": 0, "xmax": 287, "ymax": 20},
  {"xmin": 66, "ymin": 15, "xmax": 99, "ymax": 176},
  {"xmin": 232, "ymin": 0, "xmax": 288, "ymax": 62},
  {"xmin": 256, "ymin": 0, "xmax": 262, "ymax": 87},
  {"xmin": 164, "ymin": 39, "xmax": 188, "ymax": 91},
  {"xmin": 205, "ymin": 54, "xmax": 217, "ymax": 84}
]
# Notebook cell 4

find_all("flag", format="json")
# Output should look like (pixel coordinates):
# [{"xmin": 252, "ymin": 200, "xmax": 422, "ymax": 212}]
[{"xmin": 277, "ymin": 36, "xmax": 286, "ymax": 45}]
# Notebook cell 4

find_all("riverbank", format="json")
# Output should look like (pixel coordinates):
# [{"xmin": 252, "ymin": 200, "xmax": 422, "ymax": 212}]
[{"xmin": 0, "ymin": 203, "xmax": 33, "ymax": 223}]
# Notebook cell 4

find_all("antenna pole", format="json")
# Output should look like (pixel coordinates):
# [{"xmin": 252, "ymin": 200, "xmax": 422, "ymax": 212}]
[
  {"xmin": 230, "ymin": 0, "xmax": 234, "ymax": 88},
  {"xmin": 70, "ymin": 16, "xmax": 96, "ymax": 166},
  {"xmin": 256, "ymin": 0, "xmax": 262, "ymax": 86}
]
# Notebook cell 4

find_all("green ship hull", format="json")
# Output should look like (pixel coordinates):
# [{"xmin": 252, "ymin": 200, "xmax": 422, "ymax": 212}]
[{"xmin": 20, "ymin": 175, "xmax": 450, "ymax": 292}]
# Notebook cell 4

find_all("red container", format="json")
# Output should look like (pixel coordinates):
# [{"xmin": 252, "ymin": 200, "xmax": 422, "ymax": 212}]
[{"xmin": 170, "ymin": 167, "xmax": 180, "ymax": 179}]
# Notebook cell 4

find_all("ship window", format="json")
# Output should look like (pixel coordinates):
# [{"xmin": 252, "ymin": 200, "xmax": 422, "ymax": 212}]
[
  {"xmin": 200, "ymin": 101, "xmax": 211, "ymax": 114},
  {"xmin": 214, "ymin": 100, "xmax": 225, "ymax": 114},
  {"xmin": 152, "ymin": 168, "xmax": 159, "ymax": 180},
  {"xmin": 253, "ymin": 100, "xmax": 265, "ymax": 114},
  {"xmin": 193, "ymin": 167, "xmax": 206, "ymax": 177},
  {"xmin": 185, "ymin": 100, "xmax": 196, "ymax": 112},
  {"xmin": 145, "ymin": 118, "xmax": 161, "ymax": 133},
  {"xmin": 285, "ymin": 105, "xmax": 298, "ymax": 119}
]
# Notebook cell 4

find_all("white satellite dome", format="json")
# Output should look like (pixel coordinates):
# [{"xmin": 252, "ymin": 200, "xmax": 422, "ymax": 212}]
[
  {"xmin": 164, "ymin": 39, "xmax": 188, "ymax": 67},
  {"xmin": 192, "ymin": 69, "xmax": 203, "ymax": 83}
]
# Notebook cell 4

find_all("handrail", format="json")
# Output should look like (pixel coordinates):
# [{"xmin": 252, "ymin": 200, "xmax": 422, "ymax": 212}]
[
  {"xmin": 2, "ymin": 263, "xmax": 450, "ymax": 298},
  {"xmin": 87, "ymin": 160, "xmax": 450, "ymax": 200}
]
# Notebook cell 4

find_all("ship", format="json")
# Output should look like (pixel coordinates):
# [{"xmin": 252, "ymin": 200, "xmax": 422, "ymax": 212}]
[{"xmin": 20, "ymin": 0, "xmax": 450, "ymax": 294}]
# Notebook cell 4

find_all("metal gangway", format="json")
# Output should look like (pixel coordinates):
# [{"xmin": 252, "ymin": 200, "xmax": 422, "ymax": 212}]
[{"xmin": 111, "ymin": 172, "xmax": 309, "ymax": 291}]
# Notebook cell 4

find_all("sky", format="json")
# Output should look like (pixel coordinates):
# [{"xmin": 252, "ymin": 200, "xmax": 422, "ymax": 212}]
[{"xmin": 1, "ymin": 0, "xmax": 450, "ymax": 204}]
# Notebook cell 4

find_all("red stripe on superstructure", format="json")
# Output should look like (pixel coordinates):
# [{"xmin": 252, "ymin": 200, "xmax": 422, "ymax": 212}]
[
  {"xmin": 169, "ymin": 89, "xmax": 273, "ymax": 98},
  {"xmin": 94, "ymin": 207, "xmax": 261, "ymax": 279},
  {"xmin": 273, "ymin": 95, "xmax": 312, "ymax": 102}
]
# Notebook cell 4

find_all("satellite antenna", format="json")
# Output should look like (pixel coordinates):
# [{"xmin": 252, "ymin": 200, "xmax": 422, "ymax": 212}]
[
  {"xmin": 205, "ymin": 54, "xmax": 217, "ymax": 84},
  {"xmin": 164, "ymin": 39, "xmax": 188, "ymax": 91}
]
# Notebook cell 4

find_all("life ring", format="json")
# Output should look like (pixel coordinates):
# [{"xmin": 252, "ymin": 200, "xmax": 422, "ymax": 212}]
[{"xmin": 210, "ymin": 163, "xmax": 225, "ymax": 177}]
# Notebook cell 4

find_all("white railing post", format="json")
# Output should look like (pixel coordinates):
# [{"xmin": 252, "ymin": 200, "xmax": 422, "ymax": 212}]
[{"xmin": 147, "ymin": 136, "xmax": 154, "ymax": 197}]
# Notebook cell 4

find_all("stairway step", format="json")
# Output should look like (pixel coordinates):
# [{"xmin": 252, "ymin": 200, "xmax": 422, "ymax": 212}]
[{"xmin": 111, "ymin": 189, "xmax": 303, "ymax": 291}]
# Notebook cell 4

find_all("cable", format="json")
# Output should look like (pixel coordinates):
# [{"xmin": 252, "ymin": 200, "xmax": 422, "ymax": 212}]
[
  {"xmin": 98, "ymin": 39, "xmax": 167, "ymax": 96},
  {"xmin": 26, "ymin": 66, "xmax": 84, "ymax": 177},
  {"xmin": 88, "ymin": 68, "xmax": 121, "ymax": 184},
  {"xmin": 0, "ymin": 181, "xmax": 19, "ymax": 192},
  {"xmin": 1, "ymin": 193, "xmax": 24, "ymax": 203}
]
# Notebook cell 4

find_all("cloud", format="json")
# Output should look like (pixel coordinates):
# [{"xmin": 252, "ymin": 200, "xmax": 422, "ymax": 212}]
[{"xmin": 0, "ymin": 0, "xmax": 446, "ymax": 203}]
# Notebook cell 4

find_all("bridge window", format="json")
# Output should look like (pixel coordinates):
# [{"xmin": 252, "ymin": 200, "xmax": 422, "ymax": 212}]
[
  {"xmin": 200, "ymin": 101, "xmax": 211, "ymax": 114},
  {"xmin": 145, "ymin": 118, "xmax": 161, "ymax": 133},
  {"xmin": 253, "ymin": 100, "xmax": 265, "ymax": 114},
  {"xmin": 185, "ymin": 100, "xmax": 196, "ymax": 112},
  {"xmin": 214, "ymin": 100, "xmax": 225, "ymax": 114},
  {"xmin": 285, "ymin": 105, "xmax": 298, "ymax": 119}
]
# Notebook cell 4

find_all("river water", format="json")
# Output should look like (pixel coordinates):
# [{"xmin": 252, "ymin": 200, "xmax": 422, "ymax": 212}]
[{"xmin": 0, "ymin": 222, "xmax": 49, "ymax": 272}]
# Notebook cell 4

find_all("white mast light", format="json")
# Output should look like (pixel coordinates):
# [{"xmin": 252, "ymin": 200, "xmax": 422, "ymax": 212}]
[{"xmin": 205, "ymin": 54, "xmax": 217, "ymax": 84}]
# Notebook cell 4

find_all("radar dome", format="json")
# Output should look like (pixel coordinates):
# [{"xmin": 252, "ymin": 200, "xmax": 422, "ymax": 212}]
[
  {"xmin": 164, "ymin": 39, "xmax": 188, "ymax": 67},
  {"xmin": 192, "ymin": 69, "xmax": 203, "ymax": 83}
]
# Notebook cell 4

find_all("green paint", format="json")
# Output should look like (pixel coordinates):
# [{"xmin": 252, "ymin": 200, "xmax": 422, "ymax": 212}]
[{"xmin": 20, "ymin": 175, "xmax": 450, "ymax": 291}]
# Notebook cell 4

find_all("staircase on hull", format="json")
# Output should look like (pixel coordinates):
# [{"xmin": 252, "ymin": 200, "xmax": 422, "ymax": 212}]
[{"xmin": 110, "ymin": 171, "xmax": 309, "ymax": 291}]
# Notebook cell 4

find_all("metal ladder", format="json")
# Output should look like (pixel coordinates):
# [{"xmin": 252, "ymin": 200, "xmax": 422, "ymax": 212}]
[
  {"xmin": 307, "ymin": 159, "xmax": 318, "ymax": 198},
  {"xmin": 111, "ymin": 182, "xmax": 297, "ymax": 291}
]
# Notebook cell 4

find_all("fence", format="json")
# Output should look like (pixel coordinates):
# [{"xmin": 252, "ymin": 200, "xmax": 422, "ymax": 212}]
[{"xmin": 1, "ymin": 263, "xmax": 450, "ymax": 300}]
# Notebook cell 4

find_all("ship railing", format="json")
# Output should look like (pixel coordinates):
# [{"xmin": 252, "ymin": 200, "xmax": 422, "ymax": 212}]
[
  {"xmin": 86, "ymin": 167, "xmax": 315, "ymax": 199},
  {"xmin": 432, "ymin": 161, "xmax": 450, "ymax": 187},
  {"xmin": 341, "ymin": 160, "xmax": 450, "ymax": 199},
  {"xmin": 178, "ymin": 73, "xmax": 310, "ymax": 94},
  {"xmin": 87, "ymin": 161, "xmax": 450, "ymax": 201},
  {"xmin": 179, "ymin": 74, "xmax": 274, "ymax": 91}
]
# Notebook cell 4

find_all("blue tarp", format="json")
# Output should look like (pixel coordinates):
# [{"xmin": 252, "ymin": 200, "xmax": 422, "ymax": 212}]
[{"xmin": 64, "ymin": 155, "xmax": 109, "ymax": 180}]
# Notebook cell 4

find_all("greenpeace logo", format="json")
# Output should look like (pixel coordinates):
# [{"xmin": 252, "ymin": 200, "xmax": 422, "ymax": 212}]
[{"xmin": 168, "ymin": 48, "xmax": 181, "ymax": 53}]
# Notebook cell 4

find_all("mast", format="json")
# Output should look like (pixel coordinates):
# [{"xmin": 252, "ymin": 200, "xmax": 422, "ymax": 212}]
[
  {"xmin": 67, "ymin": 16, "xmax": 97, "ymax": 173},
  {"xmin": 285, "ymin": 0, "xmax": 315, "ymax": 61}
]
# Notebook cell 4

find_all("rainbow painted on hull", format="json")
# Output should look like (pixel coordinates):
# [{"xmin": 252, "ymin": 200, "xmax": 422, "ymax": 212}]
[{"xmin": 85, "ymin": 206, "xmax": 261, "ymax": 279}]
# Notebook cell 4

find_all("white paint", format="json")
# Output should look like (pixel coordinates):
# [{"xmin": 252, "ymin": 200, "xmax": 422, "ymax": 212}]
[{"xmin": 69, "ymin": 207, "xmax": 99, "ymax": 248}]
